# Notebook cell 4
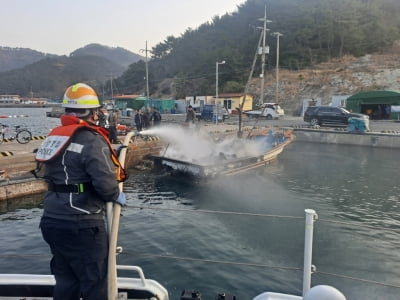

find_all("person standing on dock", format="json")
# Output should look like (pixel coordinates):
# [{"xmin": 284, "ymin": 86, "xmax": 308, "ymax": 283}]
[
  {"xmin": 134, "ymin": 108, "xmax": 143, "ymax": 132},
  {"xmin": 36, "ymin": 83, "xmax": 127, "ymax": 300},
  {"xmin": 97, "ymin": 105, "xmax": 109, "ymax": 128},
  {"xmin": 151, "ymin": 107, "xmax": 162, "ymax": 126},
  {"xmin": 185, "ymin": 105, "xmax": 196, "ymax": 128},
  {"xmin": 143, "ymin": 107, "xmax": 152, "ymax": 129},
  {"xmin": 109, "ymin": 108, "xmax": 120, "ymax": 143}
]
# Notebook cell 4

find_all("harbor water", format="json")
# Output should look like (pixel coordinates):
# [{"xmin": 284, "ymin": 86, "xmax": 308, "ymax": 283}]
[{"xmin": 0, "ymin": 108, "xmax": 399, "ymax": 299}]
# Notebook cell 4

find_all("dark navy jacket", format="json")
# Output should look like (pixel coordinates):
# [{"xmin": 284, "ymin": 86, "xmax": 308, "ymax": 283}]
[{"xmin": 42, "ymin": 129, "xmax": 119, "ymax": 224}]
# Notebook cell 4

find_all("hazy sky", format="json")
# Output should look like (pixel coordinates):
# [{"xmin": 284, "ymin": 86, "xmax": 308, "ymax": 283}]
[{"xmin": 1, "ymin": 0, "xmax": 245, "ymax": 55}]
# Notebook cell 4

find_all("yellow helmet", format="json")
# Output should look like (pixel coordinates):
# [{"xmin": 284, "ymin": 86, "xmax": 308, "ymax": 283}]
[{"xmin": 62, "ymin": 83, "xmax": 101, "ymax": 109}]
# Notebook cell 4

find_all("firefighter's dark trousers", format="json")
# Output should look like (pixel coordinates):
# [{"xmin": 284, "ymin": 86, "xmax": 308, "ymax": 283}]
[{"xmin": 41, "ymin": 223, "xmax": 108, "ymax": 300}]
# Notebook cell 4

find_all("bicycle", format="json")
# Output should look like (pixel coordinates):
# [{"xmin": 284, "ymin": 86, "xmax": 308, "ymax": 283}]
[{"xmin": 0, "ymin": 123, "xmax": 32, "ymax": 144}]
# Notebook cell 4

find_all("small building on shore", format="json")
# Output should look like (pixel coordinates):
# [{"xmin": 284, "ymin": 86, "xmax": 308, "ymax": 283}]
[
  {"xmin": 114, "ymin": 95, "xmax": 176, "ymax": 114},
  {"xmin": 0, "ymin": 95, "xmax": 20, "ymax": 104},
  {"xmin": 218, "ymin": 93, "xmax": 253, "ymax": 114},
  {"xmin": 186, "ymin": 93, "xmax": 253, "ymax": 114},
  {"xmin": 113, "ymin": 94, "xmax": 142, "ymax": 110}
]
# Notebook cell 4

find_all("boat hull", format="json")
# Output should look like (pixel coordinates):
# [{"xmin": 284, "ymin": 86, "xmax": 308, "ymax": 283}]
[{"xmin": 152, "ymin": 132, "xmax": 294, "ymax": 178}]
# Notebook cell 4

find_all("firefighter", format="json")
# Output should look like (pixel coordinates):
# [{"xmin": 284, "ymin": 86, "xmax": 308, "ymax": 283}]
[{"xmin": 37, "ymin": 83, "xmax": 126, "ymax": 300}]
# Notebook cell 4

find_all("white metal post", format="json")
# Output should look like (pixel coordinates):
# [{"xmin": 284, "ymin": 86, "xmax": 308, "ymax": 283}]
[{"xmin": 303, "ymin": 209, "xmax": 317, "ymax": 296}]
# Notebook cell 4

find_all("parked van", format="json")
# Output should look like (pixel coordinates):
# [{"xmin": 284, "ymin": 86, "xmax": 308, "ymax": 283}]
[{"xmin": 196, "ymin": 104, "xmax": 229, "ymax": 122}]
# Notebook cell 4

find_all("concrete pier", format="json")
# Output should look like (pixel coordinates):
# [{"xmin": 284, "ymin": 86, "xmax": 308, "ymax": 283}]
[{"xmin": 293, "ymin": 127, "xmax": 400, "ymax": 148}]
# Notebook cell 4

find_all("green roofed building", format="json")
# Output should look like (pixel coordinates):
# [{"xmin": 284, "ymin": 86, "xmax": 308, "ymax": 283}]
[
  {"xmin": 144, "ymin": 99, "xmax": 176, "ymax": 113},
  {"xmin": 113, "ymin": 95, "xmax": 143, "ymax": 110},
  {"xmin": 114, "ymin": 95, "xmax": 177, "ymax": 113},
  {"xmin": 346, "ymin": 90, "xmax": 400, "ymax": 120}
]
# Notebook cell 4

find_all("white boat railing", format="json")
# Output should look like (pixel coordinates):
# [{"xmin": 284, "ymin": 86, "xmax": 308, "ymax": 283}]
[
  {"xmin": 252, "ymin": 209, "xmax": 345, "ymax": 300},
  {"xmin": 302, "ymin": 209, "xmax": 317, "ymax": 296}
]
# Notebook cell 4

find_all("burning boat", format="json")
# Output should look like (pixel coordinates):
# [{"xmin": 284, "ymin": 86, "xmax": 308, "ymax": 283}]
[{"xmin": 150, "ymin": 128, "xmax": 295, "ymax": 178}]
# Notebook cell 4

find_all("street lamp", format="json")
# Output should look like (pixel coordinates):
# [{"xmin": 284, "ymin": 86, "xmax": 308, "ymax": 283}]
[
  {"xmin": 215, "ymin": 60, "xmax": 226, "ymax": 125},
  {"xmin": 272, "ymin": 32, "xmax": 283, "ymax": 104}
]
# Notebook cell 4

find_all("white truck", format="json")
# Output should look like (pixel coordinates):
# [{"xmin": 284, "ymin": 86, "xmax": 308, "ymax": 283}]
[{"xmin": 244, "ymin": 103, "xmax": 285, "ymax": 119}]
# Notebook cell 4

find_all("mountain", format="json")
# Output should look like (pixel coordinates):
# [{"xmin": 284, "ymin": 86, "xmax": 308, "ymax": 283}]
[
  {"xmin": 0, "ymin": 47, "xmax": 56, "ymax": 72},
  {"xmin": 0, "ymin": 55, "xmax": 125, "ymax": 99},
  {"xmin": 0, "ymin": 44, "xmax": 143, "ymax": 73},
  {"xmin": 0, "ymin": 44, "xmax": 143, "ymax": 98},
  {"xmin": 70, "ymin": 43, "xmax": 143, "ymax": 68}
]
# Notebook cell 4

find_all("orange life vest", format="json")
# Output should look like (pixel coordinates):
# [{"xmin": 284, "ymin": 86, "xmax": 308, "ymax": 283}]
[{"xmin": 36, "ymin": 115, "xmax": 127, "ymax": 182}]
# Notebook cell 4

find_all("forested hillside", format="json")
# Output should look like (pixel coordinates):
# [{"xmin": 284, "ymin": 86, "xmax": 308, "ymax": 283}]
[
  {"xmin": 0, "ymin": 47, "xmax": 54, "ymax": 72},
  {"xmin": 112, "ymin": 0, "xmax": 400, "ymax": 99},
  {"xmin": 0, "ymin": 56, "xmax": 124, "ymax": 99},
  {"xmin": 0, "ymin": 44, "xmax": 142, "ymax": 98},
  {"xmin": 70, "ymin": 44, "xmax": 143, "ymax": 68}
]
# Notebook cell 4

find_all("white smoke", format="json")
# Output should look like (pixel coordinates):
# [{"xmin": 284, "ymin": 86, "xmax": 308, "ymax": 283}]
[{"xmin": 140, "ymin": 125, "xmax": 270, "ymax": 166}]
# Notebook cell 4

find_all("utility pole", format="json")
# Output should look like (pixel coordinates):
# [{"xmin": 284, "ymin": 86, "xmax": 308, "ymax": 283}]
[
  {"xmin": 238, "ymin": 30, "xmax": 264, "ymax": 138},
  {"xmin": 272, "ymin": 32, "xmax": 283, "ymax": 104},
  {"xmin": 110, "ymin": 74, "xmax": 114, "ymax": 104},
  {"xmin": 215, "ymin": 60, "xmax": 226, "ymax": 125},
  {"xmin": 258, "ymin": 5, "xmax": 270, "ymax": 107},
  {"xmin": 140, "ymin": 41, "xmax": 150, "ymax": 100}
]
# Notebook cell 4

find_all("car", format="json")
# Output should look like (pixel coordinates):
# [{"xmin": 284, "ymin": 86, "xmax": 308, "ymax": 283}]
[
  {"xmin": 196, "ymin": 104, "xmax": 229, "ymax": 122},
  {"xmin": 245, "ymin": 103, "xmax": 284, "ymax": 119},
  {"xmin": 263, "ymin": 103, "xmax": 285, "ymax": 116},
  {"xmin": 244, "ymin": 107, "xmax": 280, "ymax": 119},
  {"xmin": 304, "ymin": 105, "xmax": 369, "ymax": 126}
]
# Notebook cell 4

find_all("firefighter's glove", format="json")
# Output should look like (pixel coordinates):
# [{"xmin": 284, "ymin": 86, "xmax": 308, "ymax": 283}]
[
  {"xmin": 115, "ymin": 145, "xmax": 127, "ymax": 157},
  {"xmin": 116, "ymin": 192, "xmax": 126, "ymax": 206}
]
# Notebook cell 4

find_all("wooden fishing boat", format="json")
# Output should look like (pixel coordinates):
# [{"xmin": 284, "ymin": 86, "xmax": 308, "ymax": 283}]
[{"xmin": 151, "ymin": 130, "xmax": 295, "ymax": 178}]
